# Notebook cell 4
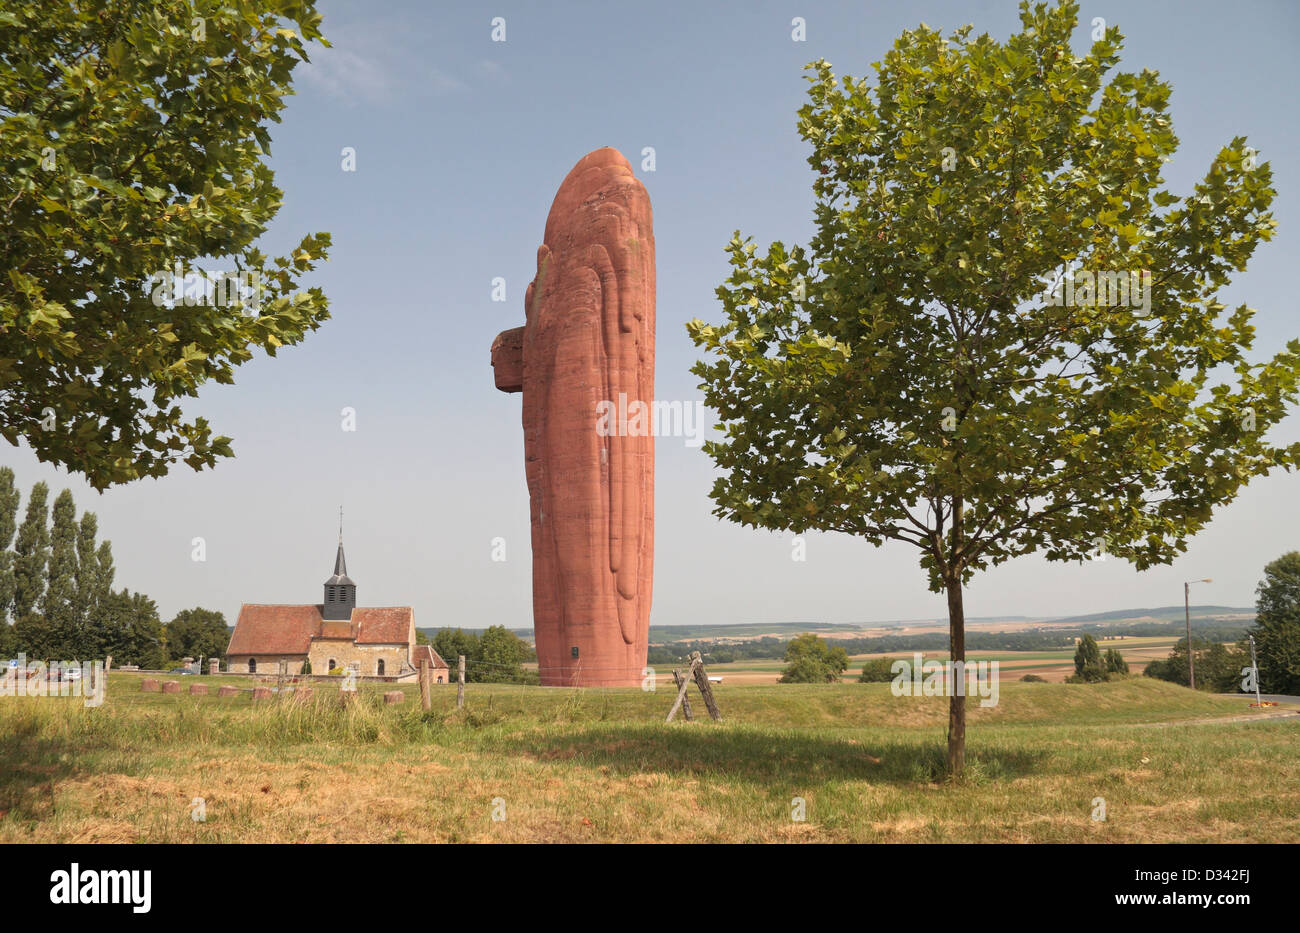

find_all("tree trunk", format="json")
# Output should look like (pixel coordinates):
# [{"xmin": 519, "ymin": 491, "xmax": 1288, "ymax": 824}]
[{"xmin": 945, "ymin": 574, "xmax": 966, "ymax": 777}]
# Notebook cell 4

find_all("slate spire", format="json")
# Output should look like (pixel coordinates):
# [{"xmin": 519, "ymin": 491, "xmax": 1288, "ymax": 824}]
[{"xmin": 323, "ymin": 507, "xmax": 356, "ymax": 620}]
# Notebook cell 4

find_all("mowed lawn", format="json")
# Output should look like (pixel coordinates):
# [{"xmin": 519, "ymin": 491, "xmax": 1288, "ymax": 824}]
[{"xmin": 0, "ymin": 674, "xmax": 1295, "ymax": 843}]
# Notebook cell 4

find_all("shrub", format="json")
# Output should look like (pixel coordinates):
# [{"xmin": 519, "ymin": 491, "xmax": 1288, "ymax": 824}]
[{"xmin": 858, "ymin": 658, "xmax": 898, "ymax": 683}]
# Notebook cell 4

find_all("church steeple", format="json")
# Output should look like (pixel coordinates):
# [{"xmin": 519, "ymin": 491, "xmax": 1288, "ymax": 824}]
[{"xmin": 323, "ymin": 508, "xmax": 356, "ymax": 620}]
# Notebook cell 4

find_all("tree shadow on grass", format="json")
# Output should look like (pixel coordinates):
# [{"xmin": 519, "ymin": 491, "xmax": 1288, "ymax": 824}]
[
  {"xmin": 489, "ymin": 723, "xmax": 1048, "ymax": 785},
  {"xmin": 0, "ymin": 731, "xmax": 89, "ymax": 822}
]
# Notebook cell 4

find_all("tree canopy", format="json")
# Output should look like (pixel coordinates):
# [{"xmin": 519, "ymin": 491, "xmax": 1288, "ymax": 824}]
[
  {"xmin": 688, "ymin": 0, "xmax": 1299, "ymax": 774},
  {"xmin": 0, "ymin": 0, "xmax": 331, "ymax": 488},
  {"xmin": 1250, "ymin": 551, "xmax": 1300, "ymax": 694},
  {"xmin": 779, "ymin": 633, "xmax": 849, "ymax": 683}
]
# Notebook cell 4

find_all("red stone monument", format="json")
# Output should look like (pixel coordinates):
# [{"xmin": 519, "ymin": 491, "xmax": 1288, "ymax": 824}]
[{"xmin": 491, "ymin": 147, "xmax": 655, "ymax": 687}]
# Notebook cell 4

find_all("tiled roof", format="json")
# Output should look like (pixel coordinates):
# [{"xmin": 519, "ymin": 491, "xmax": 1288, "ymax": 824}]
[
  {"xmin": 354, "ymin": 607, "xmax": 413, "ymax": 644},
  {"xmin": 318, "ymin": 619, "xmax": 354, "ymax": 640},
  {"xmin": 227, "ymin": 605, "xmax": 322, "ymax": 655},
  {"xmin": 412, "ymin": 644, "xmax": 448, "ymax": 670},
  {"xmin": 226, "ymin": 604, "xmax": 415, "ymax": 655}
]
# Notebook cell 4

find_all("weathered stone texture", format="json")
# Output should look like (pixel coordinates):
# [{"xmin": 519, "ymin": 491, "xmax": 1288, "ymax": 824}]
[{"xmin": 491, "ymin": 148, "xmax": 655, "ymax": 687}]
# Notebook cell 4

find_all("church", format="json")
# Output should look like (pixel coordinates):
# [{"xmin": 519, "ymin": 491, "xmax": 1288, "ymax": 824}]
[{"xmin": 225, "ymin": 534, "xmax": 448, "ymax": 683}]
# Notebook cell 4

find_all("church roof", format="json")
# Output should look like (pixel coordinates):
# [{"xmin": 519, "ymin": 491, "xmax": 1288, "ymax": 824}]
[
  {"xmin": 412, "ymin": 644, "xmax": 449, "ymax": 670},
  {"xmin": 226, "ymin": 604, "xmax": 414, "ymax": 655}
]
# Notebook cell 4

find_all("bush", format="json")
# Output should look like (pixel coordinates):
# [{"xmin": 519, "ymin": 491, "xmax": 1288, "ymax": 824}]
[
  {"xmin": 1020, "ymin": 673, "xmax": 1047, "ymax": 683},
  {"xmin": 779, "ymin": 634, "xmax": 849, "ymax": 683},
  {"xmin": 858, "ymin": 657, "xmax": 898, "ymax": 683}
]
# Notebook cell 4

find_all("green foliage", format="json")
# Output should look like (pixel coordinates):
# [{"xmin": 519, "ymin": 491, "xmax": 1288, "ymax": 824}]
[
  {"xmin": 11, "ymin": 481, "xmax": 48, "ymax": 619},
  {"xmin": 300, "ymin": 657, "xmax": 311, "ymax": 676},
  {"xmin": 431, "ymin": 628, "xmax": 478, "ymax": 676},
  {"xmin": 689, "ymin": 0, "xmax": 1297, "ymax": 585},
  {"xmin": 0, "ymin": 0, "xmax": 332, "ymax": 488},
  {"xmin": 99, "ymin": 589, "xmax": 166, "ymax": 669},
  {"xmin": 780, "ymin": 633, "xmax": 849, "ymax": 683},
  {"xmin": 858, "ymin": 657, "xmax": 898, "ymax": 682},
  {"xmin": 164, "ymin": 607, "xmax": 229, "ymax": 661},
  {"xmin": 1144, "ymin": 636, "xmax": 1248, "ymax": 692},
  {"xmin": 40, "ymin": 489, "xmax": 77, "ymax": 652},
  {"xmin": 0, "ymin": 467, "xmax": 18, "ymax": 622},
  {"xmin": 476, "ymin": 625, "xmax": 537, "ymax": 684},
  {"xmin": 1020, "ymin": 673, "xmax": 1047, "ymax": 682},
  {"xmin": 687, "ymin": 0, "xmax": 1298, "ymax": 771},
  {"xmin": 1250, "ymin": 551, "xmax": 1300, "ymax": 694},
  {"xmin": 1104, "ymin": 647, "xmax": 1129, "ymax": 675},
  {"xmin": 1072, "ymin": 634, "xmax": 1108, "ymax": 682}
]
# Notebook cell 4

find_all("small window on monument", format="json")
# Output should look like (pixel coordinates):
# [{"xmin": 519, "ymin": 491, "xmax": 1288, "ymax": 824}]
[{"xmin": 571, "ymin": 646, "xmax": 579, "ymax": 659}]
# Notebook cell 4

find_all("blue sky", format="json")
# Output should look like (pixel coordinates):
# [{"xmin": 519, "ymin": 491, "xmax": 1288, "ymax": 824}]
[{"xmin": 7, "ymin": 0, "xmax": 1300, "ymax": 630}]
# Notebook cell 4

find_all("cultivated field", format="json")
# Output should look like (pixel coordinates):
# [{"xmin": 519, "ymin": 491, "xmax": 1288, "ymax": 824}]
[
  {"xmin": 689, "ymin": 635, "xmax": 1181, "ymax": 684},
  {"xmin": 1, "ymin": 673, "xmax": 1295, "ymax": 843}
]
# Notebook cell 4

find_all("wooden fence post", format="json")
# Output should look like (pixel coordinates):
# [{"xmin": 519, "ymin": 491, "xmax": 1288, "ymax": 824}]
[
  {"xmin": 419, "ymin": 659, "xmax": 432, "ymax": 711},
  {"xmin": 457, "ymin": 655, "xmax": 466, "ymax": 709},
  {"xmin": 665, "ymin": 658, "xmax": 699, "ymax": 723},
  {"xmin": 672, "ymin": 669, "xmax": 694, "ymax": 721},
  {"xmin": 690, "ymin": 651, "xmax": 722, "ymax": 721}
]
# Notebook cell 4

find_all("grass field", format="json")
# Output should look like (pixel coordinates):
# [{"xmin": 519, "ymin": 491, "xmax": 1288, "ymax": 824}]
[{"xmin": 1, "ymin": 673, "xmax": 1295, "ymax": 843}]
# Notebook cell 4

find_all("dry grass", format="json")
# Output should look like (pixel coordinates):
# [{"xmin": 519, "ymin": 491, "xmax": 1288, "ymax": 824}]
[{"xmin": 0, "ymin": 674, "xmax": 1295, "ymax": 843}]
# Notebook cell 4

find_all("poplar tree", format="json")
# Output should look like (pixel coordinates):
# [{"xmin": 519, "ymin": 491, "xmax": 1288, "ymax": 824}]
[
  {"xmin": 41, "ymin": 489, "xmax": 78, "ymax": 656},
  {"xmin": 0, "ymin": 467, "xmax": 19, "ymax": 622},
  {"xmin": 12, "ymin": 479, "xmax": 49, "ymax": 620},
  {"xmin": 75, "ymin": 511, "xmax": 102, "ymax": 655}
]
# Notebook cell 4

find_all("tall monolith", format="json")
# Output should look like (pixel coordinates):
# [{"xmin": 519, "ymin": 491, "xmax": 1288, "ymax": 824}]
[{"xmin": 491, "ymin": 147, "xmax": 655, "ymax": 687}]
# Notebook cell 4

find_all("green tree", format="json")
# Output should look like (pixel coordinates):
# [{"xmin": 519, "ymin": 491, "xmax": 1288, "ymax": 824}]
[
  {"xmin": 11, "ymin": 611, "xmax": 55, "ymax": 658},
  {"xmin": 99, "ymin": 589, "xmax": 165, "ymax": 669},
  {"xmin": 779, "ymin": 633, "xmax": 849, "ymax": 683},
  {"xmin": 94, "ymin": 540, "xmax": 116, "ymax": 609},
  {"xmin": 164, "ymin": 607, "xmax": 229, "ymax": 661},
  {"xmin": 1143, "ymin": 636, "xmax": 1243, "ymax": 691},
  {"xmin": 1249, "ymin": 551, "xmax": 1300, "ymax": 694},
  {"xmin": 858, "ymin": 657, "xmax": 898, "ymax": 682},
  {"xmin": 11, "ymin": 480, "xmax": 48, "ymax": 619},
  {"xmin": 0, "ymin": 467, "xmax": 19, "ymax": 623},
  {"xmin": 432, "ymin": 628, "xmax": 479, "ymax": 678},
  {"xmin": 1103, "ymin": 647, "xmax": 1129, "ymax": 675},
  {"xmin": 687, "ymin": 1, "xmax": 1300, "ymax": 774},
  {"xmin": 0, "ymin": 1, "xmax": 332, "ymax": 488},
  {"xmin": 40, "ymin": 489, "xmax": 78, "ymax": 656},
  {"xmin": 476, "ymin": 625, "xmax": 535, "ymax": 684},
  {"xmin": 73, "ymin": 511, "xmax": 100, "ymax": 649},
  {"xmin": 1070, "ymin": 634, "xmax": 1107, "ymax": 682}
]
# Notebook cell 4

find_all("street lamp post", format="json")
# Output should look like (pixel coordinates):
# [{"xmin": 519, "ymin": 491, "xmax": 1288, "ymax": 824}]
[{"xmin": 1184, "ymin": 578, "xmax": 1212, "ymax": 690}]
